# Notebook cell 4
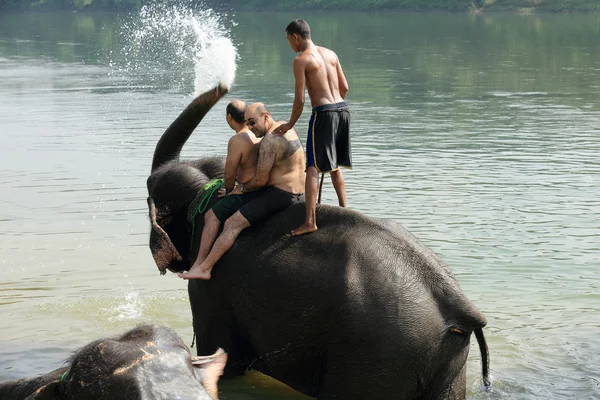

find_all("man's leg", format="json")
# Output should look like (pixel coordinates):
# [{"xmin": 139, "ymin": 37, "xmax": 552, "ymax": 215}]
[
  {"xmin": 188, "ymin": 209, "xmax": 221, "ymax": 273},
  {"xmin": 292, "ymin": 166, "xmax": 319, "ymax": 235},
  {"xmin": 178, "ymin": 211, "xmax": 250, "ymax": 280},
  {"xmin": 330, "ymin": 168, "xmax": 347, "ymax": 207}
]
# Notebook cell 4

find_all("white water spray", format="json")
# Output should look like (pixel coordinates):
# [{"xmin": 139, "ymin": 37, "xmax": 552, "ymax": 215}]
[{"xmin": 116, "ymin": 3, "xmax": 237, "ymax": 94}]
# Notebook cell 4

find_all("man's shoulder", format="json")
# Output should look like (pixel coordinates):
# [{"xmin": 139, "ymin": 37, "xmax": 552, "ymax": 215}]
[
  {"xmin": 229, "ymin": 130, "xmax": 256, "ymax": 144},
  {"xmin": 316, "ymin": 45, "xmax": 334, "ymax": 53},
  {"xmin": 293, "ymin": 54, "xmax": 307, "ymax": 66},
  {"xmin": 317, "ymin": 46, "xmax": 338, "ymax": 61},
  {"xmin": 272, "ymin": 122, "xmax": 299, "ymax": 138},
  {"xmin": 294, "ymin": 51, "xmax": 315, "ymax": 64}
]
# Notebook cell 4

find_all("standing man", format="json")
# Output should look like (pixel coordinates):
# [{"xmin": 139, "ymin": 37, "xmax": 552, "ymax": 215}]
[
  {"xmin": 179, "ymin": 102, "xmax": 305, "ymax": 280},
  {"xmin": 274, "ymin": 19, "xmax": 351, "ymax": 236},
  {"xmin": 185, "ymin": 100, "xmax": 261, "ymax": 276}
]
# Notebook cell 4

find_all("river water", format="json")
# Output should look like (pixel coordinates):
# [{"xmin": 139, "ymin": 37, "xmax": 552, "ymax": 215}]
[{"xmin": 0, "ymin": 8, "xmax": 599, "ymax": 400}]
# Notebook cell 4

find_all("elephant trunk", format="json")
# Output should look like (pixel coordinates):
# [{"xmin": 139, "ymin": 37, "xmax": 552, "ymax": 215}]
[
  {"xmin": 151, "ymin": 84, "xmax": 229, "ymax": 173},
  {"xmin": 147, "ymin": 196, "xmax": 183, "ymax": 275},
  {"xmin": 474, "ymin": 328, "xmax": 491, "ymax": 388}
]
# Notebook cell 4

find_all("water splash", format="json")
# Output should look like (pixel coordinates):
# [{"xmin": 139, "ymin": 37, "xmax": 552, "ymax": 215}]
[
  {"xmin": 113, "ymin": 3, "xmax": 237, "ymax": 94},
  {"xmin": 113, "ymin": 291, "xmax": 142, "ymax": 321}
]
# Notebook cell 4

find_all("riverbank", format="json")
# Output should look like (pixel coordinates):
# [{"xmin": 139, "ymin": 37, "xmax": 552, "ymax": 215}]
[{"xmin": 0, "ymin": 0, "xmax": 598, "ymax": 13}]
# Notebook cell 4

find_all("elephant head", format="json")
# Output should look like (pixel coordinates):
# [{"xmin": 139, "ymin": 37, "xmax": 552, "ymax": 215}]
[
  {"xmin": 0, "ymin": 325, "xmax": 227, "ymax": 400},
  {"xmin": 146, "ymin": 85, "xmax": 228, "ymax": 274}
]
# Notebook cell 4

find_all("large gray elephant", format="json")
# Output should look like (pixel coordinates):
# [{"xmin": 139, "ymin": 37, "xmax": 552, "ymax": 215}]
[{"xmin": 146, "ymin": 85, "xmax": 490, "ymax": 400}]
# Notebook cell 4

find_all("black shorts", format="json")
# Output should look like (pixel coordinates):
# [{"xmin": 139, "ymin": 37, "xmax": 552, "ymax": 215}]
[
  {"xmin": 239, "ymin": 186, "xmax": 304, "ymax": 226},
  {"xmin": 211, "ymin": 191, "xmax": 263, "ymax": 222},
  {"xmin": 307, "ymin": 102, "xmax": 352, "ymax": 172}
]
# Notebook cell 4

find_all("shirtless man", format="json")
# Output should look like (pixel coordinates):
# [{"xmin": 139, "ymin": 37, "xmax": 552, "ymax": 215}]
[
  {"xmin": 273, "ymin": 19, "xmax": 351, "ymax": 236},
  {"xmin": 181, "ymin": 99, "xmax": 260, "ymax": 277},
  {"xmin": 178, "ymin": 102, "xmax": 305, "ymax": 280}
]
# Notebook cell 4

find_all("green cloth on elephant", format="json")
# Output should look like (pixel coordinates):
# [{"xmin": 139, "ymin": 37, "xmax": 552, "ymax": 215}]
[
  {"xmin": 187, "ymin": 179, "xmax": 225, "ymax": 222},
  {"xmin": 187, "ymin": 178, "xmax": 224, "ymax": 248}
]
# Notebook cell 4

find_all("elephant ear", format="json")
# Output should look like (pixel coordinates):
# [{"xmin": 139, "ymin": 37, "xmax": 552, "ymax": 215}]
[
  {"xmin": 24, "ymin": 380, "xmax": 60, "ymax": 400},
  {"xmin": 191, "ymin": 348, "xmax": 227, "ymax": 400},
  {"xmin": 147, "ymin": 197, "xmax": 183, "ymax": 275}
]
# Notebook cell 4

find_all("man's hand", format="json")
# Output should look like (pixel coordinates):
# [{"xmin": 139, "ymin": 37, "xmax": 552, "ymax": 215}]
[
  {"xmin": 229, "ymin": 185, "xmax": 243, "ymax": 195},
  {"xmin": 218, "ymin": 188, "xmax": 227, "ymax": 198},
  {"xmin": 273, "ymin": 122, "xmax": 294, "ymax": 136}
]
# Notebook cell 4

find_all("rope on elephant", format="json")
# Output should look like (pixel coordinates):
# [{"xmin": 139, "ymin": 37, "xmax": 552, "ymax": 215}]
[
  {"xmin": 317, "ymin": 173, "xmax": 325, "ymax": 204},
  {"xmin": 187, "ymin": 178, "xmax": 224, "ymax": 247},
  {"xmin": 60, "ymin": 369, "xmax": 69, "ymax": 382}
]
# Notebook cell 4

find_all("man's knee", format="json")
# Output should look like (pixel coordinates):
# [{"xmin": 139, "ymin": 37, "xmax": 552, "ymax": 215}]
[
  {"xmin": 223, "ymin": 212, "xmax": 249, "ymax": 234},
  {"xmin": 205, "ymin": 209, "xmax": 219, "ymax": 224},
  {"xmin": 306, "ymin": 166, "xmax": 319, "ymax": 178}
]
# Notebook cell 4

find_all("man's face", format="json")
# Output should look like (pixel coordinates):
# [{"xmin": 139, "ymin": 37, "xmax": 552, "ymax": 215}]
[
  {"xmin": 245, "ymin": 111, "xmax": 267, "ymax": 137},
  {"xmin": 286, "ymin": 33, "xmax": 299, "ymax": 52}
]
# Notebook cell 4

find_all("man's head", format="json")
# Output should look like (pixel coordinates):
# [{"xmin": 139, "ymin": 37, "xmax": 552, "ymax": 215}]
[
  {"xmin": 226, "ymin": 100, "xmax": 247, "ymax": 131},
  {"xmin": 285, "ymin": 19, "xmax": 311, "ymax": 52},
  {"xmin": 245, "ymin": 102, "xmax": 272, "ymax": 138}
]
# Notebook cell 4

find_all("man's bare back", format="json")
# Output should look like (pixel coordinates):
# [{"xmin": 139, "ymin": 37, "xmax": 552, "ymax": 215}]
[
  {"xmin": 299, "ymin": 46, "xmax": 346, "ymax": 108},
  {"xmin": 226, "ymin": 129, "xmax": 260, "ymax": 185},
  {"xmin": 259, "ymin": 123, "xmax": 305, "ymax": 194},
  {"xmin": 223, "ymin": 99, "xmax": 261, "ymax": 194},
  {"xmin": 241, "ymin": 102, "xmax": 306, "ymax": 195}
]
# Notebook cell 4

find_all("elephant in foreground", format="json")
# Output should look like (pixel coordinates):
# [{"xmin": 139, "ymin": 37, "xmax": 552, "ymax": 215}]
[
  {"xmin": 0, "ymin": 324, "xmax": 226, "ymax": 399},
  {"xmin": 147, "ymin": 85, "xmax": 490, "ymax": 399}
]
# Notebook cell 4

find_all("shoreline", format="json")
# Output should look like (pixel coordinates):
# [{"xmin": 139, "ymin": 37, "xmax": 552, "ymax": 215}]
[{"xmin": 0, "ymin": 8, "xmax": 599, "ymax": 14}]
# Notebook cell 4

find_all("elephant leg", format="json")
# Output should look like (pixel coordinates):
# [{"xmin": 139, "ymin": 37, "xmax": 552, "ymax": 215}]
[
  {"xmin": 315, "ymin": 354, "xmax": 403, "ymax": 400},
  {"xmin": 438, "ymin": 363, "xmax": 467, "ymax": 400},
  {"xmin": 194, "ymin": 318, "xmax": 246, "ymax": 378},
  {"xmin": 188, "ymin": 281, "xmax": 250, "ymax": 378}
]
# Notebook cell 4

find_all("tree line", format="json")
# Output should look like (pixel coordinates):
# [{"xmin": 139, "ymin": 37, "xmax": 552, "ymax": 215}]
[{"xmin": 0, "ymin": 0, "xmax": 598, "ymax": 12}]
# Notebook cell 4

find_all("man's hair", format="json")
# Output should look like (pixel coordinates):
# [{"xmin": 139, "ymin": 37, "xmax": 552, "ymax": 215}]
[
  {"xmin": 253, "ymin": 103, "xmax": 269, "ymax": 116},
  {"xmin": 226, "ymin": 101, "xmax": 247, "ymax": 124},
  {"xmin": 285, "ymin": 20, "xmax": 311, "ymax": 40}
]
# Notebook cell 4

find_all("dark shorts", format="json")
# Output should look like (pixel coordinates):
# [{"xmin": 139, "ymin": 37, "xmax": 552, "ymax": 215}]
[
  {"xmin": 307, "ymin": 102, "xmax": 352, "ymax": 172},
  {"xmin": 211, "ymin": 191, "xmax": 263, "ymax": 222},
  {"xmin": 239, "ymin": 186, "xmax": 304, "ymax": 226}
]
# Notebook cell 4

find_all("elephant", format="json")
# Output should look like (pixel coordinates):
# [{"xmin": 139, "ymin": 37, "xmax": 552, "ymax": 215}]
[
  {"xmin": 146, "ymin": 84, "xmax": 491, "ymax": 399},
  {"xmin": 0, "ymin": 325, "xmax": 226, "ymax": 400}
]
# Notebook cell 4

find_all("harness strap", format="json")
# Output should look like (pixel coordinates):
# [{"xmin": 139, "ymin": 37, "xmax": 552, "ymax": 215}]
[{"xmin": 189, "ymin": 179, "xmax": 224, "ymax": 247}]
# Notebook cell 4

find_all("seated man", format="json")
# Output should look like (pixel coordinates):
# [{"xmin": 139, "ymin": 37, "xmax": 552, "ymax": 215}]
[
  {"xmin": 187, "ymin": 99, "xmax": 261, "ymax": 273},
  {"xmin": 178, "ymin": 102, "xmax": 305, "ymax": 280}
]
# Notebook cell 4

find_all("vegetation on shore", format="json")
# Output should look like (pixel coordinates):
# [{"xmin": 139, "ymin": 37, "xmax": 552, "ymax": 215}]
[{"xmin": 0, "ymin": 0, "xmax": 599, "ymax": 12}]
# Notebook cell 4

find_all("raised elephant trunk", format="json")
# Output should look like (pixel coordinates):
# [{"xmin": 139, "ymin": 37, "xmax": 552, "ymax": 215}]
[
  {"xmin": 147, "ymin": 84, "xmax": 228, "ymax": 274},
  {"xmin": 151, "ymin": 84, "xmax": 229, "ymax": 173}
]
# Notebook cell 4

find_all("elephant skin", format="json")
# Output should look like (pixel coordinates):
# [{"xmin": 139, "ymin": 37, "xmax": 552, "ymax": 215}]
[
  {"xmin": 0, "ymin": 325, "xmax": 227, "ymax": 400},
  {"xmin": 146, "ymin": 86, "xmax": 490, "ymax": 400}
]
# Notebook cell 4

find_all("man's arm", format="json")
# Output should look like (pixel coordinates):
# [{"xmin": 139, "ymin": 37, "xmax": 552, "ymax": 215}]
[
  {"xmin": 274, "ymin": 57, "xmax": 307, "ymax": 135},
  {"xmin": 224, "ymin": 137, "xmax": 242, "ymax": 194},
  {"xmin": 336, "ymin": 55, "xmax": 349, "ymax": 99},
  {"xmin": 242, "ymin": 138, "xmax": 277, "ymax": 192}
]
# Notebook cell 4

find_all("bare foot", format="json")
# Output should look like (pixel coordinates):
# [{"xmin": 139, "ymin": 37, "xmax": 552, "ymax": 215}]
[
  {"xmin": 177, "ymin": 265, "xmax": 212, "ymax": 280},
  {"xmin": 291, "ymin": 223, "xmax": 318, "ymax": 236}
]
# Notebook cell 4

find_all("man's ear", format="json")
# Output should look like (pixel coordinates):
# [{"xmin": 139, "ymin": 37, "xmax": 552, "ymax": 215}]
[{"xmin": 226, "ymin": 113, "xmax": 232, "ymax": 123}]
